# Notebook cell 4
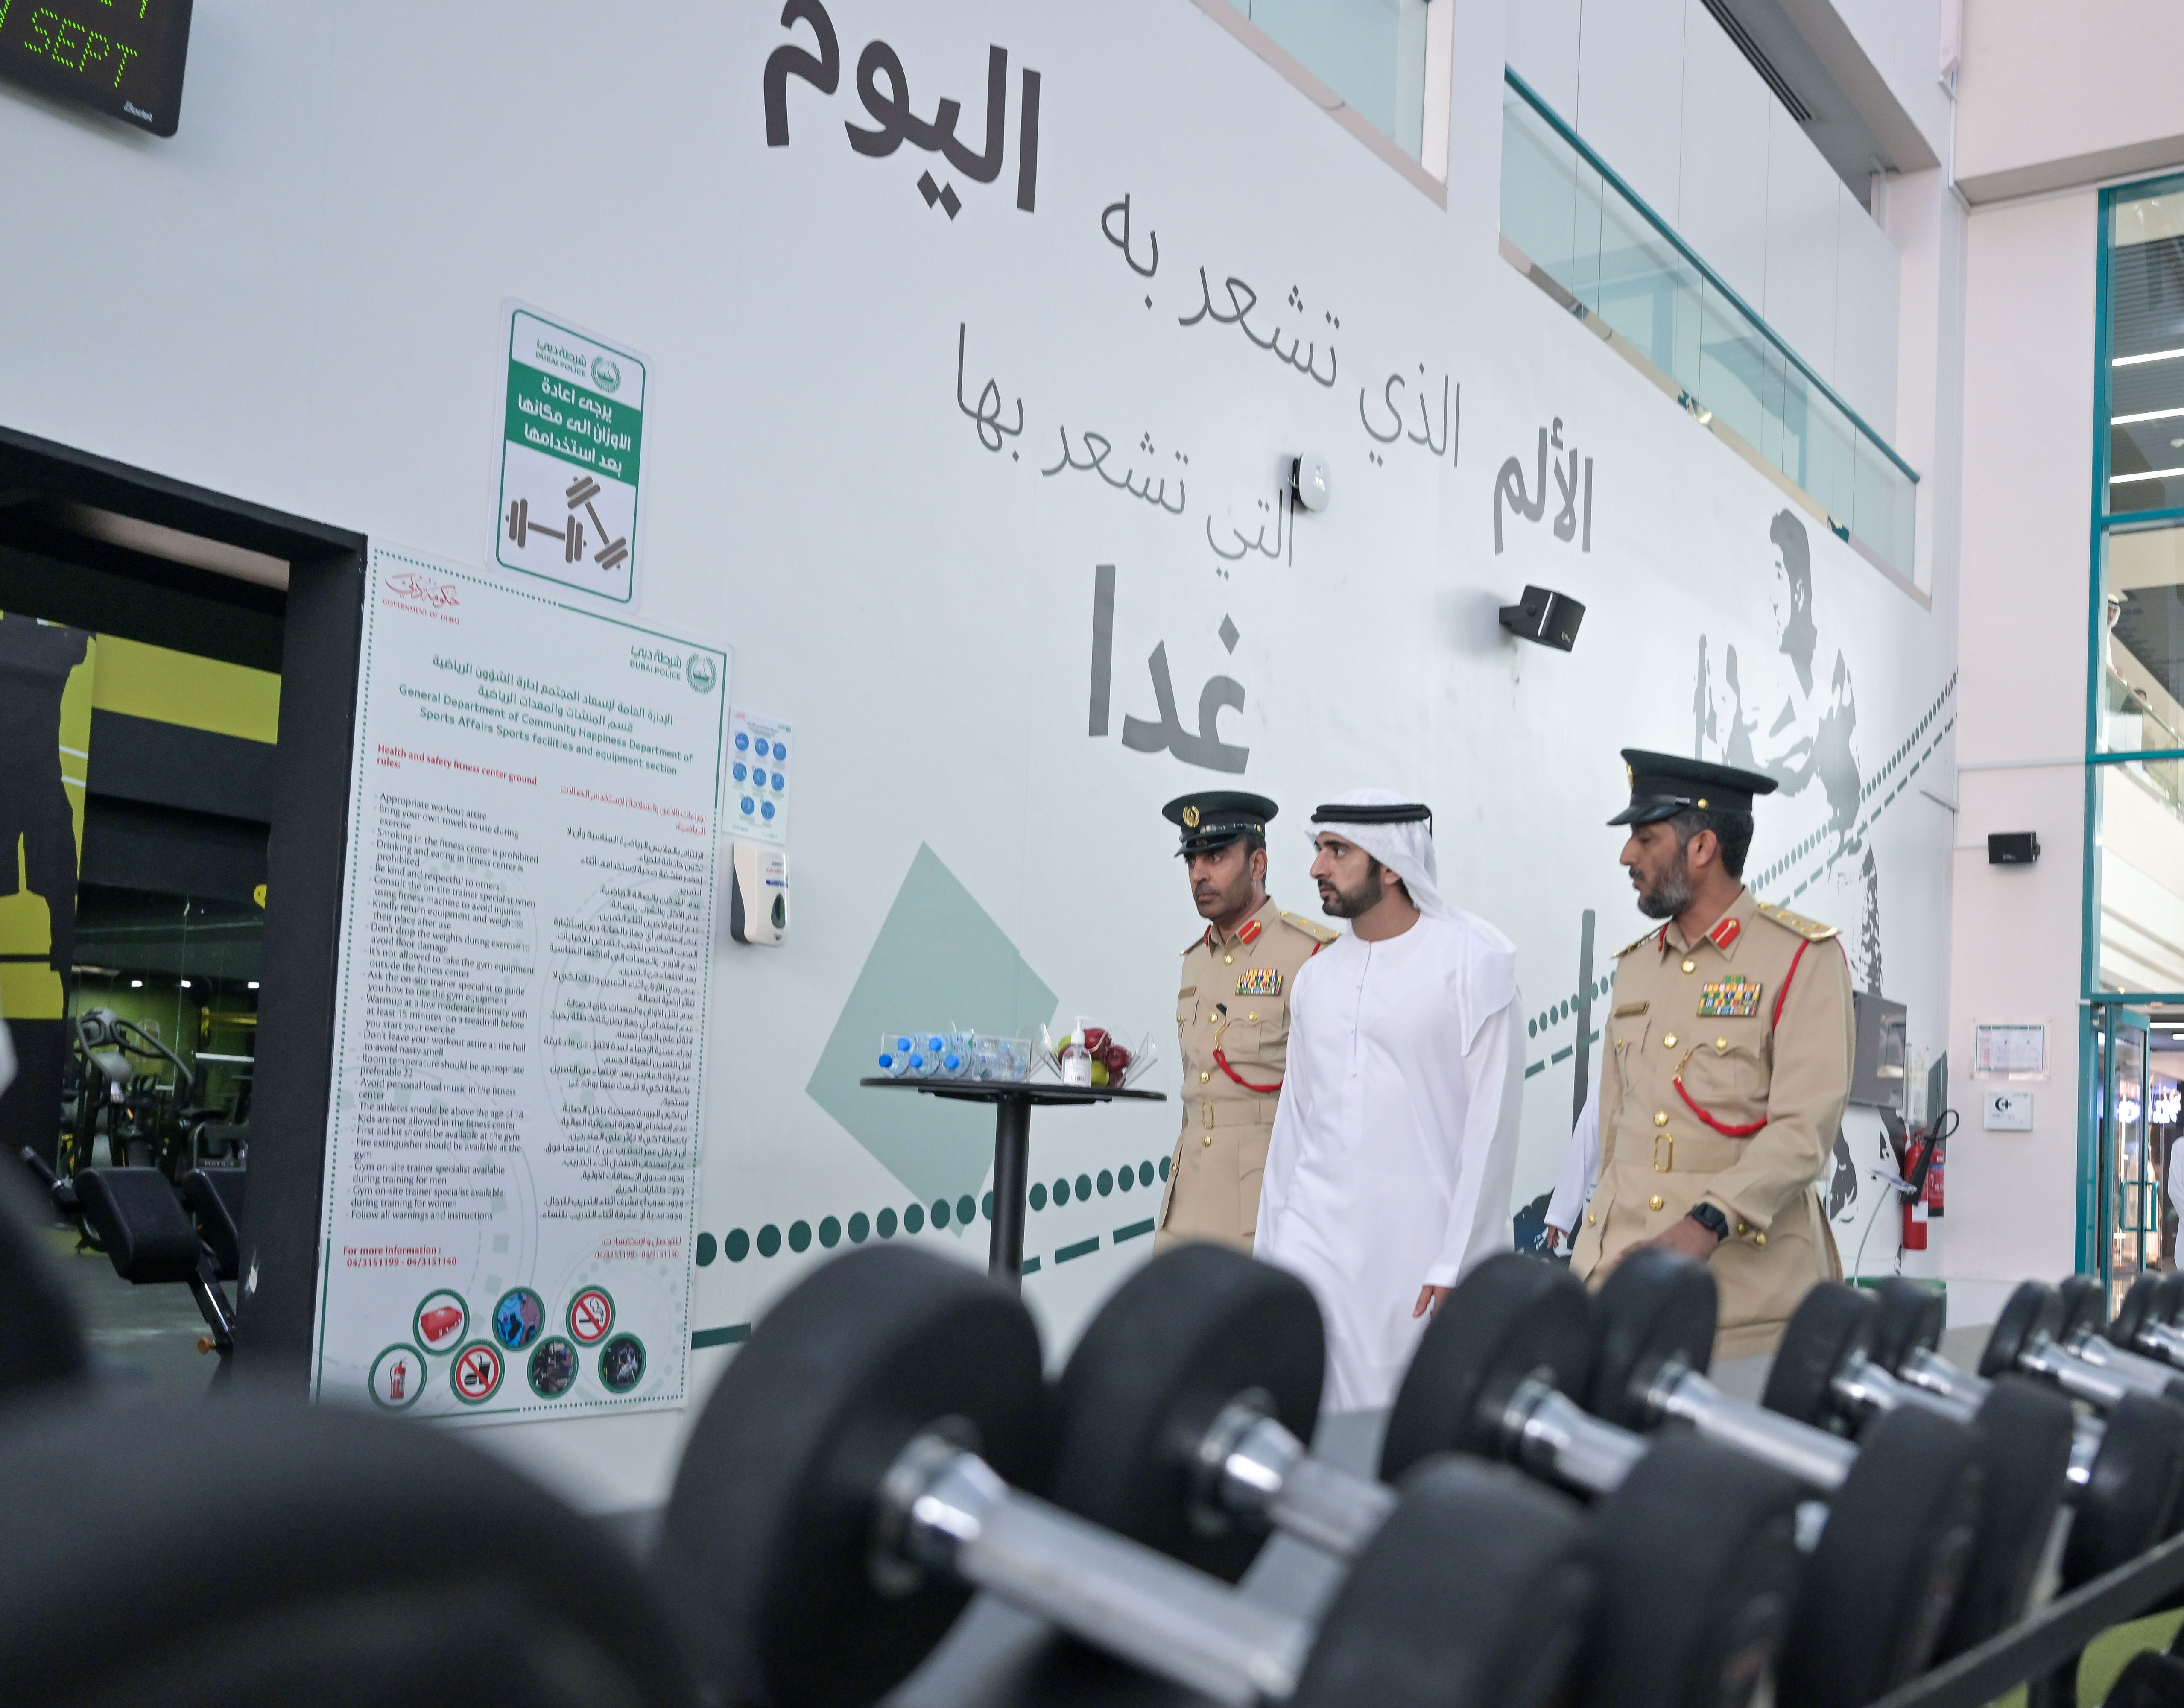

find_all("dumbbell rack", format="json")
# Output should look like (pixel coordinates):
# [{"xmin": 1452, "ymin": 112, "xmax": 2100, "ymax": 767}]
[
  {"xmin": 858, "ymin": 1078, "xmax": 1166, "ymax": 1291},
  {"xmin": 1873, "ymin": 1527, "xmax": 2184, "ymax": 1707}
]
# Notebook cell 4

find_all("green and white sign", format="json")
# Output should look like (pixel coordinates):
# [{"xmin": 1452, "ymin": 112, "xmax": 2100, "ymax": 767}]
[{"xmin": 496, "ymin": 306, "xmax": 647, "ymax": 605}]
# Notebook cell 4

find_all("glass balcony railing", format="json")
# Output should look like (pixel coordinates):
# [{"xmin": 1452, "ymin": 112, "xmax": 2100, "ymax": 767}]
[{"xmin": 1499, "ymin": 70, "xmax": 1918, "ymax": 583}]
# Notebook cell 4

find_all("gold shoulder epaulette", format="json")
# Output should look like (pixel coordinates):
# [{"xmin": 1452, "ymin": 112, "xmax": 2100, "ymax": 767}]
[
  {"xmin": 1756, "ymin": 901, "xmax": 1840, "ymax": 942},
  {"xmin": 1181, "ymin": 933, "xmax": 1205, "ymax": 955},
  {"xmin": 1613, "ymin": 928, "xmax": 1661, "ymax": 958},
  {"xmin": 1279, "ymin": 910, "xmax": 1339, "ymax": 945}
]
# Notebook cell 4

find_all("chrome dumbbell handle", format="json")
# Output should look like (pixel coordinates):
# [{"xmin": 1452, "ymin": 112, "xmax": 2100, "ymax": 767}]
[
  {"xmin": 2017, "ymin": 1335, "xmax": 2146, "ymax": 1410},
  {"xmin": 2061, "ymin": 1328, "xmax": 2184, "ymax": 1398},
  {"xmin": 1201, "ymin": 1402, "xmax": 1396, "ymax": 1559},
  {"xmin": 882, "ymin": 1434, "xmax": 1312, "ymax": 1708},
  {"xmin": 2128, "ymin": 1316, "xmax": 2184, "ymax": 1366},
  {"xmin": 1501, "ymin": 1376, "xmax": 1651, "ymax": 1496},
  {"xmin": 1650, "ymin": 1363, "xmax": 1859, "ymax": 1493},
  {"xmin": 1890, "ymin": 1346, "xmax": 2105, "ymax": 1490}
]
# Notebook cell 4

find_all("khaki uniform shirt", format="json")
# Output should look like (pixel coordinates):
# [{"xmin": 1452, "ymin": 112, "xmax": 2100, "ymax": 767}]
[
  {"xmin": 1570, "ymin": 886, "xmax": 1854, "ymax": 1360},
  {"xmin": 1157, "ymin": 895, "xmax": 1335, "ymax": 1249}
]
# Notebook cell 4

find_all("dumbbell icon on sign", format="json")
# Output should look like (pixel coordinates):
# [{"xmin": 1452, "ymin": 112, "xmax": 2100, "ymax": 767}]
[
  {"xmin": 505, "ymin": 496, "xmax": 585, "ymax": 564},
  {"xmin": 657, "ymin": 1244, "xmax": 1598, "ymax": 1708},
  {"xmin": 505, "ymin": 475, "xmax": 629, "ymax": 573},
  {"xmin": 1048, "ymin": 1243, "xmax": 1804, "ymax": 1708}
]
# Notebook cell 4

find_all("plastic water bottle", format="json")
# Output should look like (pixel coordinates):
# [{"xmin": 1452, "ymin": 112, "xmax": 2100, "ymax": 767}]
[{"xmin": 879, "ymin": 1035, "xmax": 917, "ymax": 1078}]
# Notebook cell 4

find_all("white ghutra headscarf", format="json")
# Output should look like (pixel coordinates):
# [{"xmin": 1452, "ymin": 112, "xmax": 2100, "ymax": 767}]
[{"xmin": 1310, "ymin": 787, "xmax": 1450, "ymax": 919}]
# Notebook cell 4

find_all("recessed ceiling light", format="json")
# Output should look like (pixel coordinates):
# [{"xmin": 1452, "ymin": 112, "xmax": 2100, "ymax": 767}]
[
  {"xmin": 178, "ymin": 978, "xmax": 192, "ymax": 989},
  {"xmin": 247, "ymin": 980, "xmax": 260, "ymax": 990},
  {"xmin": 129, "ymin": 979, "xmax": 143, "ymax": 989}
]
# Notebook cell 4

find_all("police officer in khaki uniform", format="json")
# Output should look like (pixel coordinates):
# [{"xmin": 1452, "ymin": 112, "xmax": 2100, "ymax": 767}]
[
  {"xmin": 1570, "ymin": 751, "xmax": 1855, "ymax": 1360},
  {"xmin": 1155, "ymin": 792, "xmax": 1334, "ymax": 1252}
]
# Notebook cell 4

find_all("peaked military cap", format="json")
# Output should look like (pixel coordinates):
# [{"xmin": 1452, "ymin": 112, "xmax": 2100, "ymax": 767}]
[
  {"xmin": 1162, "ymin": 791, "xmax": 1278, "ymax": 857},
  {"xmin": 1609, "ymin": 749, "xmax": 1778, "ymax": 826}
]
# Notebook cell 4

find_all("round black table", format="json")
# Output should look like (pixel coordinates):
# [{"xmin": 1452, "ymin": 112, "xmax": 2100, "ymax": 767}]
[{"xmin": 857, "ymin": 1078, "xmax": 1168, "ymax": 1291}]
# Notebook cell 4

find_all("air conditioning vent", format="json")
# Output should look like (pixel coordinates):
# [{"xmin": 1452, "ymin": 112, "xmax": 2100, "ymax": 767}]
[{"xmin": 1696, "ymin": 0, "xmax": 1813, "ymax": 125}]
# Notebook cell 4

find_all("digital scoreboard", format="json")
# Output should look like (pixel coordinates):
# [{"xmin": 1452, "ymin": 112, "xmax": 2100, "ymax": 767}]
[{"xmin": 0, "ymin": 0, "xmax": 192, "ymax": 137}]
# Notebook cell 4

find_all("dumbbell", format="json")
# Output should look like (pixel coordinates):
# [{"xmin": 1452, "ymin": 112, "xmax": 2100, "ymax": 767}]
[
  {"xmin": 1565, "ymin": 1250, "xmax": 1988, "ymax": 1708},
  {"xmin": 657, "ymin": 1244, "xmax": 1598, "ymax": 1708},
  {"xmin": 1375, "ymin": 1250, "xmax": 1976, "ymax": 1708},
  {"xmin": 1857, "ymin": 1276, "xmax": 2184, "ymax": 1588},
  {"xmin": 2044, "ymin": 1275, "xmax": 2184, "ymax": 1401},
  {"xmin": 2109, "ymin": 1272, "xmax": 2184, "ymax": 1369},
  {"xmin": 1982, "ymin": 1280, "xmax": 2184, "ymax": 1409},
  {"xmin": 1759, "ymin": 1280, "xmax": 2076, "ymax": 1657},
  {"xmin": 1049, "ymin": 1243, "xmax": 1803, "ymax": 1708}
]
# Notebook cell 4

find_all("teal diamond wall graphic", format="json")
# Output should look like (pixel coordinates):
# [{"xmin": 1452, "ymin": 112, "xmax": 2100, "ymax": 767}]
[{"xmin": 806, "ymin": 845, "xmax": 1058, "ymax": 1206}]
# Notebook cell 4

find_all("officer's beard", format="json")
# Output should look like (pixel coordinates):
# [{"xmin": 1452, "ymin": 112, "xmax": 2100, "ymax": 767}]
[
  {"xmin": 1634, "ymin": 850, "xmax": 1694, "ymax": 920},
  {"xmin": 1318, "ymin": 861, "xmax": 1385, "ymax": 919}
]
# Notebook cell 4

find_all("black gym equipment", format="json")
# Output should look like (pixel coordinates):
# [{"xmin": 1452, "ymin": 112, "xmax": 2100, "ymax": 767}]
[
  {"xmin": 60, "ymin": 1006, "xmax": 239, "ymax": 1182},
  {"xmin": 2046, "ymin": 1276, "xmax": 2184, "ymax": 1403},
  {"xmin": 0, "ymin": 1172, "xmax": 88, "ymax": 1407},
  {"xmin": 1982, "ymin": 1281, "xmax": 2184, "ymax": 1410},
  {"xmin": 2106, "ymin": 1649, "xmax": 2184, "ymax": 1708},
  {"xmin": 1570, "ymin": 1250, "xmax": 1987, "ymax": 1708},
  {"xmin": 1862, "ymin": 1277, "xmax": 2184, "ymax": 1589},
  {"xmin": 1762, "ymin": 1281, "xmax": 2076, "ymax": 1658},
  {"xmin": 2109, "ymin": 1273, "xmax": 2184, "ymax": 1371},
  {"xmin": 1053, "ymin": 1243, "xmax": 1801, "ymax": 1708},
  {"xmin": 0, "ymin": 1393, "xmax": 700, "ymax": 1708},
  {"xmin": 657, "ymin": 1243, "xmax": 1599, "ymax": 1708},
  {"xmin": 18, "ymin": 1151, "xmax": 243, "ymax": 1362}
]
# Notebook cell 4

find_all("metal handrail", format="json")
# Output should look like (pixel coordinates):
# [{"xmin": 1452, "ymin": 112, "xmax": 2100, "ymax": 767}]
[{"xmin": 1503, "ymin": 66, "xmax": 1921, "ymax": 486}]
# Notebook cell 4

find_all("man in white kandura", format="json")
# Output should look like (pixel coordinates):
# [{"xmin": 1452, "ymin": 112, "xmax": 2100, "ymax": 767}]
[{"xmin": 1254, "ymin": 790, "xmax": 1526, "ymax": 1410}]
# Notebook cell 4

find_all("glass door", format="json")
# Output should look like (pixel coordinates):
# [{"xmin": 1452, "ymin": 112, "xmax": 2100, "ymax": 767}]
[{"xmin": 2102, "ymin": 1009, "xmax": 2156, "ymax": 1310}]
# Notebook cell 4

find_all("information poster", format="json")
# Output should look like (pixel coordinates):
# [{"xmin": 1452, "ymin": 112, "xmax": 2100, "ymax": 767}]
[
  {"xmin": 728, "ymin": 708, "xmax": 791, "ymax": 844},
  {"xmin": 495, "ymin": 305, "xmax": 647, "ymax": 605},
  {"xmin": 311, "ymin": 546, "xmax": 728, "ymax": 1419}
]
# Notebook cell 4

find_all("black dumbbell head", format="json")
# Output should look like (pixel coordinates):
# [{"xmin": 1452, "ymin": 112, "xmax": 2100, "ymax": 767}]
[
  {"xmin": 2065, "ymin": 1392, "xmax": 2184, "ymax": 1588},
  {"xmin": 1379, "ymin": 1252, "xmax": 1589, "ymax": 1483},
  {"xmin": 0, "ymin": 1392, "xmax": 697, "ymax": 1708},
  {"xmin": 1761, "ymin": 1283, "xmax": 1875, "ymax": 1430},
  {"xmin": 0, "ymin": 1171, "xmax": 88, "ymax": 1407},
  {"xmin": 2107, "ymin": 1649, "xmax": 2184, "ymax": 1708},
  {"xmin": 1049, "ymin": 1242, "xmax": 1324, "ymax": 1582},
  {"xmin": 1868, "ymin": 1277, "xmax": 1946, "ymax": 1376},
  {"xmin": 1775, "ymin": 1405, "xmax": 1985, "ymax": 1708},
  {"xmin": 1579, "ymin": 1433, "xmax": 1802, "ymax": 1708},
  {"xmin": 2117, "ymin": 1275, "xmax": 2166, "ymax": 1353},
  {"xmin": 1292, "ymin": 1455, "xmax": 1595, "ymax": 1708},
  {"xmin": 1934, "ymin": 1376, "xmax": 2076, "ymax": 1660},
  {"xmin": 2157, "ymin": 1272, "xmax": 2184, "ymax": 1328},
  {"xmin": 657, "ymin": 1246, "xmax": 1047, "ymax": 1708},
  {"xmin": 1979, "ymin": 1282, "xmax": 2064, "ymax": 1381},
  {"xmin": 2057, "ymin": 1274, "xmax": 2108, "ymax": 1340},
  {"xmin": 1584, "ymin": 1249, "xmax": 1716, "ymax": 1430}
]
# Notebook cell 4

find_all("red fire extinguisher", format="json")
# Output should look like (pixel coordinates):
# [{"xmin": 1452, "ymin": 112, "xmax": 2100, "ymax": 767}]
[{"xmin": 1898, "ymin": 1110, "xmax": 1954, "ymax": 1252}]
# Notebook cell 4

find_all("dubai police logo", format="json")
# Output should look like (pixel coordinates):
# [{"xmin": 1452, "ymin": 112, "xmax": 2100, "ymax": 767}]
[
  {"xmin": 1181, "ymin": 804, "xmax": 1201, "ymax": 828},
  {"xmin": 590, "ymin": 354, "xmax": 622, "ymax": 393},
  {"xmin": 686, "ymin": 652, "xmax": 719, "ymax": 693}
]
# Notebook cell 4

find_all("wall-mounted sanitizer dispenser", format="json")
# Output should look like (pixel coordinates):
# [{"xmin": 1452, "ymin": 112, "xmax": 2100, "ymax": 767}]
[{"xmin": 729, "ymin": 842, "xmax": 789, "ymax": 946}]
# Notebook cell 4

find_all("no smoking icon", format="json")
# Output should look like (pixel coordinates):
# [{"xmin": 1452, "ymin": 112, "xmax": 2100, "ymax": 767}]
[
  {"xmin": 568, "ymin": 1287, "xmax": 615, "ymax": 1346},
  {"xmin": 451, "ymin": 1342, "xmax": 505, "ymax": 1404}
]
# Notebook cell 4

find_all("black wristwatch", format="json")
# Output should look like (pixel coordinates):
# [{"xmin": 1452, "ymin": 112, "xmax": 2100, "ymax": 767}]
[{"xmin": 1685, "ymin": 1203, "xmax": 1730, "ymax": 1243}]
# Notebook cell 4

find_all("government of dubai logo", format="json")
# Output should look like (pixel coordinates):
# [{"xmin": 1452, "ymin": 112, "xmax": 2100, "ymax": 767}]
[{"xmin": 686, "ymin": 652, "xmax": 719, "ymax": 693}]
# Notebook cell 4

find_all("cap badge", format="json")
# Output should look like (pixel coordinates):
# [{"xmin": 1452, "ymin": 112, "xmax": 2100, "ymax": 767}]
[
  {"xmin": 1698, "ymin": 977, "xmax": 1762, "ymax": 1018},
  {"xmin": 1181, "ymin": 804, "xmax": 1201, "ymax": 828}
]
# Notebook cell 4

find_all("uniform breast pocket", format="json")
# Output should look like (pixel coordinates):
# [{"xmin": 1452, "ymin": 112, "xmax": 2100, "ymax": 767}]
[
  {"xmin": 1678, "ymin": 1026, "xmax": 1767, "ymax": 1107},
  {"xmin": 1234, "ymin": 997, "xmax": 1288, "ymax": 1053}
]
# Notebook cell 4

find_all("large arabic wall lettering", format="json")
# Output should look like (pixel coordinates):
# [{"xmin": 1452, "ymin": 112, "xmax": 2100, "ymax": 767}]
[{"xmin": 0, "ymin": 0, "xmax": 1962, "ymax": 1498}]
